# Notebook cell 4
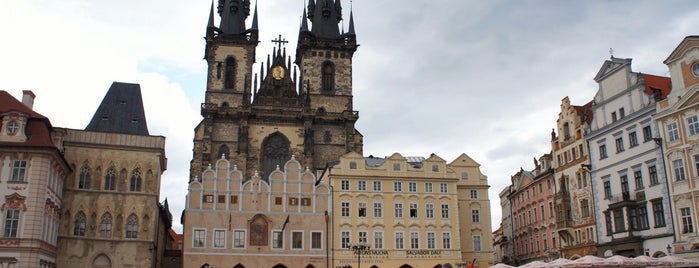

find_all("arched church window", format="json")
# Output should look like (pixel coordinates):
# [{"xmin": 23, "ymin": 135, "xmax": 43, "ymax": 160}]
[
  {"xmin": 126, "ymin": 214, "xmax": 138, "ymax": 238},
  {"xmin": 225, "ymin": 57, "xmax": 237, "ymax": 90},
  {"xmin": 130, "ymin": 169, "xmax": 142, "ymax": 192},
  {"xmin": 219, "ymin": 144, "xmax": 230, "ymax": 159},
  {"xmin": 322, "ymin": 61, "xmax": 335, "ymax": 91},
  {"xmin": 104, "ymin": 168, "xmax": 116, "ymax": 191},
  {"xmin": 99, "ymin": 213, "xmax": 112, "ymax": 238},
  {"xmin": 261, "ymin": 133, "xmax": 290, "ymax": 181},
  {"xmin": 73, "ymin": 212, "xmax": 86, "ymax": 236},
  {"xmin": 79, "ymin": 165, "xmax": 91, "ymax": 189}
]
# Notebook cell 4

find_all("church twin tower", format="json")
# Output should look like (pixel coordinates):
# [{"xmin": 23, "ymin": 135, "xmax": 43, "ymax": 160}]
[{"xmin": 191, "ymin": 0, "xmax": 362, "ymax": 181}]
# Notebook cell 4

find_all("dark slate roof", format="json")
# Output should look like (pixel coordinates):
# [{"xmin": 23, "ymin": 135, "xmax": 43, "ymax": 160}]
[{"xmin": 85, "ymin": 82, "xmax": 149, "ymax": 135}]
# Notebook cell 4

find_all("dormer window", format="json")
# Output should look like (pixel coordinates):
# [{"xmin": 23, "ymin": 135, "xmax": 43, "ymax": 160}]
[
  {"xmin": 6, "ymin": 120, "xmax": 19, "ymax": 135},
  {"xmin": 692, "ymin": 62, "xmax": 699, "ymax": 77}
]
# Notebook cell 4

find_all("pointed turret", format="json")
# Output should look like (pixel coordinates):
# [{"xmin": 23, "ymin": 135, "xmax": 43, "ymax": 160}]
[
  {"xmin": 300, "ymin": 7, "xmax": 309, "ymax": 32},
  {"xmin": 347, "ymin": 10, "xmax": 355, "ymax": 35},
  {"xmin": 308, "ymin": 0, "xmax": 341, "ymax": 38},
  {"xmin": 206, "ymin": 0, "xmax": 216, "ymax": 38},
  {"xmin": 250, "ymin": 2, "xmax": 258, "ymax": 30}
]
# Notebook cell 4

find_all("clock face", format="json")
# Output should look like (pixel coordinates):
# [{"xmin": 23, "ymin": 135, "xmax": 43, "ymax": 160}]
[
  {"xmin": 692, "ymin": 62, "xmax": 699, "ymax": 77},
  {"xmin": 272, "ymin": 66, "xmax": 285, "ymax": 80}
]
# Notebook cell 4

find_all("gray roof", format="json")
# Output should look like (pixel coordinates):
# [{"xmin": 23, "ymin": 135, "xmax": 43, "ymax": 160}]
[{"xmin": 85, "ymin": 82, "xmax": 149, "ymax": 135}]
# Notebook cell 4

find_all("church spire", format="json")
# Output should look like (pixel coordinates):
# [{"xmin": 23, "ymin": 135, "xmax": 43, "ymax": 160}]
[
  {"xmin": 219, "ymin": 0, "xmax": 251, "ymax": 35},
  {"xmin": 207, "ymin": 0, "xmax": 215, "ymax": 28},
  {"xmin": 306, "ymin": 0, "xmax": 342, "ymax": 38},
  {"xmin": 300, "ymin": 7, "xmax": 309, "ymax": 32},
  {"xmin": 250, "ymin": 1, "xmax": 258, "ymax": 30},
  {"xmin": 347, "ymin": 9, "xmax": 355, "ymax": 35}
]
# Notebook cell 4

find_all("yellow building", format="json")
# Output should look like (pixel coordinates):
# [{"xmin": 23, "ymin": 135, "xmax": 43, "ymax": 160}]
[{"xmin": 329, "ymin": 152, "xmax": 492, "ymax": 268}]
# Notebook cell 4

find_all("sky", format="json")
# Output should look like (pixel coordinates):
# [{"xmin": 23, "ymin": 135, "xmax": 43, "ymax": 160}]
[{"xmin": 1, "ymin": 1, "xmax": 698, "ymax": 234}]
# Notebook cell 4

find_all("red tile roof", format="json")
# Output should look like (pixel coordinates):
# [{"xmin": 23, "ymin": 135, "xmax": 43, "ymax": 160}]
[
  {"xmin": 641, "ymin": 74, "xmax": 672, "ymax": 100},
  {"xmin": 0, "ymin": 91, "xmax": 47, "ymax": 119},
  {"xmin": 0, "ymin": 91, "xmax": 56, "ymax": 148}
]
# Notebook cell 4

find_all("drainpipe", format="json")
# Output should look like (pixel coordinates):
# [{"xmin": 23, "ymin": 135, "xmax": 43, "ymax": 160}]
[{"xmin": 655, "ymin": 137, "xmax": 677, "ymax": 245}]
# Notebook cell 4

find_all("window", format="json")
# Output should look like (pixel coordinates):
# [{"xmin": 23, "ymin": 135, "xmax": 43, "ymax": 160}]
[
  {"xmin": 393, "ymin": 163, "xmax": 401, "ymax": 171},
  {"xmin": 634, "ymin": 170, "xmax": 644, "ymax": 189},
  {"xmin": 78, "ymin": 165, "xmax": 91, "ymax": 188},
  {"xmin": 668, "ymin": 122, "xmax": 680, "ymax": 141},
  {"xmin": 204, "ymin": 195, "xmax": 214, "ymax": 203},
  {"xmin": 652, "ymin": 200, "xmax": 666, "ymax": 227},
  {"xmin": 234, "ymin": 230, "xmax": 246, "ymax": 248},
  {"xmin": 432, "ymin": 164, "xmax": 439, "ymax": 172},
  {"xmin": 689, "ymin": 116, "xmax": 699, "ymax": 135},
  {"xmin": 643, "ymin": 125, "xmax": 653, "ymax": 142},
  {"xmin": 410, "ymin": 232, "xmax": 419, "ymax": 249},
  {"xmin": 324, "ymin": 131, "xmax": 331, "ymax": 143},
  {"xmin": 619, "ymin": 108, "xmax": 625, "ymax": 118},
  {"xmin": 408, "ymin": 182, "xmax": 417, "ymax": 192},
  {"xmin": 682, "ymin": 207, "xmax": 694, "ymax": 233},
  {"xmin": 629, "ymin": 132, "xmax": 638, "ymax": 147},
  {"xmin": 461, "ymin": 172, "xmax": 469, "ymax": 179},
  {"xmin": 395, "ymin": 232, "xmax": 404, "ymax": 249},
  {"xmin": 614, "ymin": 209, "xmax": 625, "ymax": 232},
  {"xmin": 425, "ymin": 182, "xmax": 433, "ymax": 193},
  {"xmin": 374, "ymin": 231, "xmax": 383, "ymax": 249},
  {"xmin": 472, "ymin": 209, "xmax": 480, "ymax": 223},
  {"xmin": 581, "ymin": 199, "xmax": 590, "ymax": 218},
  {"xmin": 275, "ymin": 197, "xmax": 282, "ymax": 205},
  {"xmin": 272, "ymin": 231, "xmax": 283, "ymax": 249},
  {"xmin": 225, "ymin": 57, "xmax": 237, "ymax": 89},
  {"xmin": 441, "ymin": 204, "xmax": 449, "ymax": 219},
  {"xmin": 214, "ymin": 229, "xmax": 226, "ymax": 248},
  {"xmin": 341, "ymin": 180, "xmax": 349, "ymax": 191},
  {"xmin": 126, "ymin": 214, "xmax": 138, "ymax": 238},
  {"xmin": 358, "ymin": 202, "xmax": 367, "ymax": 217},
  {"xmin": 218, "ymin": 195, "xmax": 226, "ymax": 203},
  {"xmin": 193, "ymin": 229, "xmax": 206, "ymax": 248},
  {"xmin": 442, "ymin": 232, "xmax": 451, "ymax": 249},
  {"xmin": 311, "ymin": 232, "xmax": 322, "ymax": 249},
  {"xmin": 373, "ymin": 202, "xmax": 383, "ymax": 218},
  {"xmin": 104, "ymin": 168, "xmax": 116, "ymax": 190},
  {"xmin": 409, "ymin": 203, "xmax": 418, "ymax": 218},
  {"xmin": 674, "ymin": 159, "xmax": 687, "ymax": 181},
  {"xmin": 470, "ymin": 190, "xmax": 478, "ymax": 199},
  {"xmin": 603, "ymin": 181, "xmax": 611, "ymax": 199},
  {"xmin": 6, "ymin": 120, "xmax": 19, "ymax": 134},
  {"xmin": 99, "ymin": 213, "xmax": 112, "ymax": 238},
  {"xmin": 605, "ymin": 213, "xmax": 613, "ymax": 235},
  {"xmin": 599, "ymin": 144, "xmax": 608, "ymax": 159},
  {"xmin": 693, "ymin": 62, "xmax": 699, "ymax": 77},
  {"xmin": 440, "ymin": 183, "xmax": 448, "ymax": 193},
  {"xmin": 695, "ymin": 155, "xmax": 699, "ymax": 178},
  {"xmin": 10, "ymin": 160, "xmax": 27, "ymax": 182},
  {"xmin": 292, "ymin": 231, "xmax": 303, "ymax": 249},
  {"xmin": 629, "ymin": 207, "xmax": 638, "ymax": 230},
  {"xmin": 473, "ymin": 235, "xmax": 482, "ymax": 252},
  {"xmin": 73, "ymin": 212, "xmax": 86, "ymax": 236},
  {"xmin": 427, "ymin": 232, "xmax": 436, "ymax": 249},
  {"xmin": 373, "ymin": 181, "xmax": 382, "ymax": 191},
  {"xmin": 358, "ymin": 181, "xmax": 367, "ymax": 191},
  {"xmin": 341, "ymin": 202, "xmax": 350, "ymax": 217},
  {"xmin": 620, "ymin": 175, "xmax": 630, "ymax": 198},
  {"xmin": 638, "ymin": 206, "xmax": 649, "ymax": 230},
  {"xmin": 649, "ymin": 165, "xmax": 659, "ymax": 185},
  {"xmin": 358, "ymin": 231, "xmax": 367, "ymax": 244},
  {"xmin": 130, "ymin": 169, "xmax": 142, "ymax": 192},
  {"xmin": 615, "ymin": 137, "xmax": 625, "ymax": 152},
  {"xmin": 3, "ymin": 209, "xmax": 19, "ymax": 238},
  {"xmin": 612, "ymin": 111, "xmax": 617, "ymax": 122},
  {"xmin": 426, "ymin": 203, "xmax": 435, "ymax": 219},
  {"xmin": 393, "ymin": 181, "xmax": 402, "ymax": 192},
  {"xmin": 394, "ymin": 203, "xmax": 403, "ymax": 218},
  {"xmin": 321, "ymin": 61, "xmax": 334, "ymax": 91},
  {"xmin": 349, "ymin": 161, "xmax": 357, "ymax": 169}
]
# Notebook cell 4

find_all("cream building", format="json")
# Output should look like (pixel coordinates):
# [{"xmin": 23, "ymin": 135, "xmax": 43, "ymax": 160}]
[
  {"xmin": 654, "ymin": 35, "xmax": 699, "ymax": 260},
  {"xmin": 0, "ymin": 91, "xmax": 70, "ymax": 267},
  {"xmin": 329, "ymin": 152, "xmax": 492, "ymax": 268}
]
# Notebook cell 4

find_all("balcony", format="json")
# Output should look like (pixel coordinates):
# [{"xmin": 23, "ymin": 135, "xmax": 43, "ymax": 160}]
[{"xmin": 608, "ymin": 191, "xmax": 645, "ymax": 208}]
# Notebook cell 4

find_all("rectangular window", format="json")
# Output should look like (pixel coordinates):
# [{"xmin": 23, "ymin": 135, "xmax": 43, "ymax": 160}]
[
  {"xmin": 425, "ymin": 182, "xmax": 433, "ymax": 193},
  {"xmin": 603, "ymin": 181, "xmax": 611, "ymax": 199},
  {"xmin": 599, "ymin": 145, "xmax": 608, "ymax": 159},
  {"xmin": 581, "ymin": 199, "xmax": 590, "ymax": 218},
  {"xmin": 694, "ymin": 155, "xmax": 699, "ymax": 178},
  {"xmin": 652, "ymin": 200, "xmax": 666, "ymax": 227},
  {"xmin": 358, "ymin": 202, "xmax": 367, "ymax": 217},
  {"xmin": 275, "ymin": 197, "xmax": 282, "ymax": 205},
  {"xmin": 231, "ymin": 195, "xmax": 238, "ymax": 204},
  {"xmin": 341, "ymin": 202, "xmax": 350, "ymax": 217},
  {"xmin": 649, "ymin": 165, "xmax": 659, "ymax": 185},
  {"xmin": 643, "ymin": 125, "xmax": 653, "ymax": 142},
  {"xmin": 3, "ymin": 209, "xmax": 19, "ymax": 238},
  {"xmin": 629, "ymin": 132, "xmax": 639, "ymax": 147},
  {"xmin": 10, "ymin": 160, "xmax": 26, "ymax": 182},
  {"xmin": 470, "ymin": 189, "xmax": 478, "ymax": 199},
  {"xmin": 682, "ymin": 207, "xmax": 694, "ymax": 233},
  {"xmin": 441, "ymin": 204, "xmax": 449, "ymax": 219},
  {"xmin": 358, "ymin": 231, "xmax": 368, "ymax": 244},
  {"xmin": 393, "ymin": 163, "xmax": 401, "ymax": 171},
  {"xmin": 358, "ymin": 181, "xmax": 367, "ymax": 191},
  {"xmin": 394, "ymin": 203, "xmax": 403, "ymax": 218},
  {"xmin": 689, "ymin": 115, "xmax": 699, "ymax": 135},
  {"xmin": 615, "ymin": 137, "xmax": 625, "ymax": 152},
  {"xmin": 393, "ymin": 181, "xmax": 402, "ymax": 192},
  {"xmin": 409, "ymin": 203, "xmax": 418, "ymax": 218},
  {"xmin": 213, "ymin": 229, "xmax": 226, "ymax": 248},
  {"xmin": 674, "ymin": 159, "xmax": 687, "ymax": 181},
  {"xmin": 292, "ymin": 231, "xmax": 303, "ymax": 249},
  {"xmin": 204, "ymin": 195, "xmax": 214, "ymax": 203},
  {"xmin": 311, "ymin": 232, "xmax": 322, "ymax": 249},
  {"xmin": 605, "ymin": 213, "xmax": 613, "ymax": 235},
  {"xmin": 619, "ymin": 108, "xmax": 625, "ymax": 118},
  {"xmin": 473, "ymin": 235, "xmax": 482, "ymax": 252},
  {"xmin": 341, "ymin": 231, "xmax": 350, "ymax": 249},
  {"xmin": 440, "ymin": 183, "xmax": 448, "ymax": 193},
  {"xmin": 395, "ymin": 232, "xmax": 404, "ymax": 249},
  {"xmin": 432, "ymin": 164, "xmax": 439, "ymax": 172},
  {"xmin": 217, "ymin": 195, "xmax": 226, "ymax": 203},
  {"xmin": 193, "ymin": 229, "xmax": 206, "ymax": 248},
  {"xmin": 341, "ymin": 180, "xmax": 350, "ymax": 191},
  {"xmin": 408, "ymin": 182, "xmax": 417, "ymax": 192},
  {"xmin": 234, "ymin": 230, "xmax": 245, "ymax": 248},
  {"xmin": 373, "ymin": 202, "xmax": 383, "ymax": 218},
  {"xmin": 426, "ymin": 203, "xmax": 435, "ymax": 218},
  {"xmin": 427, "ymin": 232, "xmax": 436, "ymax": 249},
  {"xmin": 634, "ymin": 170, "xmax": 644, "ymax": 189},
  {"xmin": 614, "ymin": 209, "xmax": 625, "ymax": 232},
  {"xmin": 374, "ymin": 231, "xmax": 384, "ymax": 249},
  {"xmin": 373, "ymin": 181, "xmax": 382, "ymax": 191},
  {"xmin": 301, "ymin": 197, "xmax": 311, "ymax": 206},
  {"xmin": 472, "ymin": 209, "xmax": 480, "ymax": 223},
  {"xmin": 638, "ymin": 206, "xmax": 649, "ymax": 230},
  {"xmin": 629, "ymin": 207, "xmax": 638, "ymax": 230},
  {"xmin": 668, "ymin": 122, "xmax": 680, "ymax": 141},
  {"xmin": 410, "ymin": 232, "xmax": 419, "ymax": 249},
  {"xmin": 612, "ymin": 111, "xmax": 618, "ymax": 122},
  {"xmin": 442, "ymin": 232, "xmax": 451, "ymax": 249},
  {"xmin": 272, "ymin": 231, "xmax": 283, "ymax": 249}
]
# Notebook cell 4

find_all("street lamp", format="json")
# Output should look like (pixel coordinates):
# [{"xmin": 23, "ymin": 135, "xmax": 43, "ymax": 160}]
[{"xmin": 350, "ymin": 242, "xmax": 370, "ymax": 268}]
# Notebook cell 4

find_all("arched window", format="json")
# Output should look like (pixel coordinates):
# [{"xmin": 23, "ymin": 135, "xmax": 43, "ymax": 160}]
[
  {"xmin": 225, "ymin": 57, "xmax": 237, "ymax": 90},
  {"xmin": 130, "ymin": 169, "xmax": 142, "ymax": 192},
  {"xmin": 321, "ymin": 61, "xmax": 334, "ymax": 91},
  {"xmin": 219, "ymin": 144, "xmax": 230, "ymax": 159},
  {"xmin": 261, "ymin": 133, "xmax": 290, "ymax": 181},
  {"xmin": 100, "ymin": 213, "xmax": 112, "ymax": 238},
  {"xmin": 126, "ymin": 214, "xmax": 138, "ymax": 238},
  {"xmin": 79, "ymin": 165, "xmax": 91, "ymax": 189},
  {"xmin": 104, "ymin": 168, "xmax": 116, "ymax": 190},
  {"xmin": 93, "ymin": 254, "xmax": 111, "ymax": 268},
  {"xmin": 74, "ymin": 212, "xmax": 86, "ymax": 236}
]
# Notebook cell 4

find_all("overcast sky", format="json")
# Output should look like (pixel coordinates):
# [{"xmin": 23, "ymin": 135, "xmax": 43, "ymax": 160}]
[{"xmin": 1, "ymin": 1, "xmax": 698, "ymax": 233}]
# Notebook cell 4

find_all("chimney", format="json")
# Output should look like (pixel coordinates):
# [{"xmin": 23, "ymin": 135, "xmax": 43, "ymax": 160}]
[{"xmin": 22, "ymin": 90, "xmax": 35, "ymax": 109}]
